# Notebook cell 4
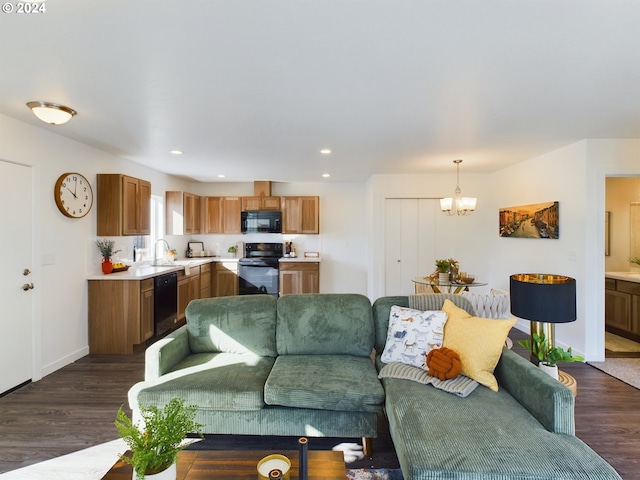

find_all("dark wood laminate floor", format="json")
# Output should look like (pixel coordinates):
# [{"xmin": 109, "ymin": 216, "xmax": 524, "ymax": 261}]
[{"xmin": 1, "ymin": 332, "xmax": 639, "ymax": 479}]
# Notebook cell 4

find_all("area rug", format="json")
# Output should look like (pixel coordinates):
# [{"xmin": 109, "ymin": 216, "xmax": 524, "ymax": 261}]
[
  {"xmin": 347, "ymin": 468, "xmax": 404, "ymax": 480},
  {"xmin": 588, "ymin": 358, "xmax": 640, "ymax": 390}
]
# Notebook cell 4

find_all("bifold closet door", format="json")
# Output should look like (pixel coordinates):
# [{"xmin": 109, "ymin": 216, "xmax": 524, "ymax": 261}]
[{"xmin": 384, "ymin": 199, "xmax": 438, "ymax": 296}]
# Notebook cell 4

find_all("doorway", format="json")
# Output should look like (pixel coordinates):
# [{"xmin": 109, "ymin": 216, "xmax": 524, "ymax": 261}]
[{"xmin": 0, "ymin": 160, "xmax": 34, "ymax": 394}]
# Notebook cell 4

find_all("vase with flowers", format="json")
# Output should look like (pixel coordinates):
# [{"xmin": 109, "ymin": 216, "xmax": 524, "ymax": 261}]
[
  {"xmin": 96, "ymin": 238, "xmax": 121, "ymax": 274},
  {"xmin": 435, "ymin": 259, "xmax": 452, "ymax": 284}
]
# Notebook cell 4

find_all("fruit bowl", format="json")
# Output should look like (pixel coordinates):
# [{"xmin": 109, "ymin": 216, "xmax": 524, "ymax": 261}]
[
  {"xmin": 458, "ymin": 275, "xmax": 475, "ymax": 284},
  {"xmin": 112, "ymin": 264, "xmax": 130, "ymax": 273}
]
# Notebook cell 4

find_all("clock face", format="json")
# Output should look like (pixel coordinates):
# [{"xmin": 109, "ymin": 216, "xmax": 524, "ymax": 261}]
[{"xmin": 54, "ymin": 172, "xmax": 94, "ymax": 218}]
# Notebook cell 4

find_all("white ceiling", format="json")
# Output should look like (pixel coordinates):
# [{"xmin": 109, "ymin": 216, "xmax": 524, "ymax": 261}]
[{"xmin": 1, "ymin": 0, "xmax": 638, "ymax": 183}]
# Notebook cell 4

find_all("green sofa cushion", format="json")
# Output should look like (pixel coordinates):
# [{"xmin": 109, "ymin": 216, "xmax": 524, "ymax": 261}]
[
  {"xmin": 264, "ymin": 355, "xmax": 385, "ymax": 412},
  {"xmin": 383, "ymin": 375, "xmax": 621, "ymax": 480},
  {"xmin": 276, "ymin": 293, "xmax": 374, "ymax": 356},
  {"xmin": 134, "ymin": 352, "xmax": 275, "ymax": 411},
  {"xmin": 185, "ymin": 295, "xmax": 277, "ymax": 356}
]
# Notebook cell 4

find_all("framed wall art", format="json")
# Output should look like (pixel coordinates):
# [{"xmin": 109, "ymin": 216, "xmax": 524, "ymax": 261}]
[{"xmin": 499, "ymin": 201, "xmax": 559, "ymax": 239}]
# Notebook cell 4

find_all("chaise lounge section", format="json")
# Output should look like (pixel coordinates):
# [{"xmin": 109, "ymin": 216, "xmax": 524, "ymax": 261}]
[{"xmin": 373, "ymin": 294, "xmax": 622, "ymax": 480}]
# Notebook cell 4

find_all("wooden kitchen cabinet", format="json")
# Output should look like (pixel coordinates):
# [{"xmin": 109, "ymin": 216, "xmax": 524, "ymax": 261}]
[
  {"xmin": 97, "ymin": 174, "xmax": 151, "ymax": 236},
  {"xmin": 281, "ymin": 196, "xmax": 319, "ymax": 234},
  {"xmin": 177, "ymin": 266, "xmax": 200, "ymax": 321},
  {"xmin": 242, "ymin": 196, "xmax": 281, "ymax": 211},
  {"xmin": 279, "ymin": 262, "xmax": 319, "ymax": 295},
  {"xmin": 166, "ymin": 191, "xmax": 202, "ymax": 235},
  {"xmin": 88, "ymin": 278, "xmax": 155, "ymax": 354},
  {"xmin": 200, "ymin": 262, "xmax": 212, "ymax": 299},
  {"xmin": 204, "ymin": 196, "xmax": 242, "ymax": 234},
  {"xmin": 214, "ymin": 261, "xmax": 238, "ymax": 297},
  {"xmin": 605, "ymin": 278, "xmax": 640, "ymax": 341}
]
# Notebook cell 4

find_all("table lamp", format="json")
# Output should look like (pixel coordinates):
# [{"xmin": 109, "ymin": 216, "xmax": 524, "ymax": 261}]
[{"xmin": 509, "ymin": 274, "xmax": 576, "ymax": 363}]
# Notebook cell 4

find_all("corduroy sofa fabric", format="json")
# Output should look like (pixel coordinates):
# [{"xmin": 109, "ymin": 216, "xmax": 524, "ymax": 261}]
[
  {"xmin": 373, "ymin": 294, "xmax": 621, "ymax": 480},
  {"xmin": 129, "ymin": 293, "xmax": 383, "ymax": 441},
  {"xmin": 265, "ymin": 355, "xmax": 385, "ymax": 411}
]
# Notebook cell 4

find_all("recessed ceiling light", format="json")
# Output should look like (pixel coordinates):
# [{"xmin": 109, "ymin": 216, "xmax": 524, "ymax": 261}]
[
  {"xmin": 320, "ymin": 149, "xmax": 332, "ymax": 155},
  {"xmin": 322, "ymin": 173, "xmax": 331, "ymax": 178},
  {"xmin": 217, "ymin": 174, "xmax": 226, "ymax": 178},
  {"xmin": 170, "ymin": 150, "xmax": 183, "ymax": 155}
]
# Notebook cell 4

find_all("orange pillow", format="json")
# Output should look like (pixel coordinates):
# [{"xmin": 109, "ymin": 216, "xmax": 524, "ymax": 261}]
[
  {"xmin": 441, "ymin": 299, "xmax": 516, "ymax": 391},
  {"xmin": 426, "ymin": 347, "xmax": 462, "ymax": 381}
]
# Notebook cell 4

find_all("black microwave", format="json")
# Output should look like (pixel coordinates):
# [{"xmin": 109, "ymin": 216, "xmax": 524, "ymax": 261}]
[{"xmin": 241, "ymin": 210, "xmax": 282, "ymax": 234}]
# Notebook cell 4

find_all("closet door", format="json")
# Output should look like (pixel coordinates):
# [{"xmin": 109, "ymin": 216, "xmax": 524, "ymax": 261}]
[{"xmin": 384, "ymin": 199, "xmax": 438, "ymax": 296}]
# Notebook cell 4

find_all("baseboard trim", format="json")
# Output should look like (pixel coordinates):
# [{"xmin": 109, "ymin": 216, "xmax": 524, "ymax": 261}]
[{"xmin": 41, "ymin": 346, "xmax": 90, "ymax": 378}]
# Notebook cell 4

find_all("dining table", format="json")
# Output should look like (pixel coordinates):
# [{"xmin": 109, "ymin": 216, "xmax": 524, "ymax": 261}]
[{"xmin": 412, "ymin": 276, "xmax": 488, "ymax": 294}]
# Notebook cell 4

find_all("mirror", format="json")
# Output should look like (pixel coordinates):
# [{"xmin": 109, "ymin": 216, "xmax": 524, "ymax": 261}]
[{"xmin": 632, "ymin": 202, "xmax": 640, "ymax": 260}]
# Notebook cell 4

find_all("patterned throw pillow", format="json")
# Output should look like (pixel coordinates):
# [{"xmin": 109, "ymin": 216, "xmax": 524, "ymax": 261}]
[{"xmin": 381, "ymin": 306, "xmax": 449, "ymax": 368}]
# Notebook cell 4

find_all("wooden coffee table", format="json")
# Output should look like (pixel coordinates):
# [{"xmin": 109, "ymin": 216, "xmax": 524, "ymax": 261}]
[{"xmin": 101, "ymin": 449, "xmax": 346, "ymax": 479}]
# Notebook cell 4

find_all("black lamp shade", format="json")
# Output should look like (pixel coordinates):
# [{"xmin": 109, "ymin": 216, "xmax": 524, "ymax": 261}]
[{"xmin": 510, "ymin": 274, "xmax": 576, "ymax": 324}]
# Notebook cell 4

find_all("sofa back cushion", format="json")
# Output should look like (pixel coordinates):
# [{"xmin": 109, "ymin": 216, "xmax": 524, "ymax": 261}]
[
  {"xmin": 185, "ymin": 295, "xmax": 278, "ymax": 356},
  {"xmin": 372, "ymin": 294, "xmax": 476, "ymax": 355},
  {"xmin": 276, "ymin": 294, "xmax": 373, "ymax": 356}
]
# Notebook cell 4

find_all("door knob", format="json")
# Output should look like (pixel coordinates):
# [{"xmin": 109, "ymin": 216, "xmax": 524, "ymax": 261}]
[
  {"xmin": 23, "ymin": 268, "xmax": 31, "ymax": 276},
  {"xmin": 21, "ymin": 283, "xmax": 34, "ymax": 291}
]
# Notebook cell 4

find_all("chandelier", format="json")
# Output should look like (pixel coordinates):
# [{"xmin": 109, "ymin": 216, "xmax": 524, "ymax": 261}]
[{"xmin": 440, "ymin": 159, "xmax": 477, "ymax": 216}]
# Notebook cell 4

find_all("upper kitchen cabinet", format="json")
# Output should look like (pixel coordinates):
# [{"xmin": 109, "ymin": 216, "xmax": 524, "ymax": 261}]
[
  {"xmin": 97, "ymin": 174, "xmax": 151, "ymax": 236},
  {"xmin": 282, "ymin": 196, "xmax": 319, "ymax": 234},
  {"xmin": 241, "ymin": 196, "xmax": 281, "ymax": 211},
  {"xmin": 204, "ymin": 196, "xmax": 242, "ymax": 234},
  {"xmin": 166, "ymin": 191, "xmax": 201, "ymax": 235}
]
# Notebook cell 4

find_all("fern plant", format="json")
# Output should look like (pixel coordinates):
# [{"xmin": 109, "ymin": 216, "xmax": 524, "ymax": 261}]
[{"xmin": 115, "ymin": 398, "xmax": 203, "ymax": 479}]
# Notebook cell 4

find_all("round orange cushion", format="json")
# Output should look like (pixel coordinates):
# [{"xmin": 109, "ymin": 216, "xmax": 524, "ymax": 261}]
[{"xmin": 426, "ymin": 347, "xmax": 462, "ymax": 381}]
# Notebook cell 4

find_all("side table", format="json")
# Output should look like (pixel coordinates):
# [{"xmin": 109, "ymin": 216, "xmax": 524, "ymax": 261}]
[{"xmin": 558, "ymin": 370, "xmax": 577, "ymax": 396}]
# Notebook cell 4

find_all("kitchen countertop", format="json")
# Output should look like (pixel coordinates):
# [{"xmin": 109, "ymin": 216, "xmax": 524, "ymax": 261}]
[
  {"xmin": 279, "ymin": 256, "xmax": 321, "ymax": 263},
  {"xmin": 87, "ymin": 257, "xmax": 238, "ymax": 281},
  {"xmin": 606, "ymin": 271, "xmax": 640, "ymax": 283}
]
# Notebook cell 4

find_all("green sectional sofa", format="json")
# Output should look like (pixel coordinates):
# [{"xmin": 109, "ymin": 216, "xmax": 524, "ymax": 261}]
[
  {"xmin": 129, "ymin": 292, "xmax": 621, "ymax": 479},
  {"xmin": 128, "ymin": 294, "xmax": 385, "ymax": 453},
  {"xmin": 373, "ymin": 294, "xmax": 622, "ymax": 480}
]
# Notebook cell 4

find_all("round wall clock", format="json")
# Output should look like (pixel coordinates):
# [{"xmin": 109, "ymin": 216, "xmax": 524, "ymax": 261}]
[{"xmin": 54, "ymin": 172, "xmax": 94, "ymax": 218}]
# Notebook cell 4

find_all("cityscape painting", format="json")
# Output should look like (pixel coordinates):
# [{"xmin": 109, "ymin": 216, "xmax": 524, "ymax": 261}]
[{"xmin": 499, "ymin": 201, "xmax": 559, "ymax": 239}]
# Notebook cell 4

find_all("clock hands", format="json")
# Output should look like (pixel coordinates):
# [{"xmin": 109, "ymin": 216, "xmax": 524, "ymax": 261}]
[{"xmin": 66, "ymin": 186, "xmax": 78, "ymax": 199}]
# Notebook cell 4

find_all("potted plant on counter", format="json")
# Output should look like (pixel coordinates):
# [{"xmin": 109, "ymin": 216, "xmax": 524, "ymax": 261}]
[
  {"xmin": 115, "ymin": 398, "xmax": 203, "ymax": 480},
  {"xmin": 518, "ymin": 333, "xmax": 584, "ymax": 380},
  {"xmin": 228, "ymin": 245, "xmax": 238, "ymax": 258},
  {"xmin": 96, "ymin": 238, "xmax": 121, "ymax": 274}
]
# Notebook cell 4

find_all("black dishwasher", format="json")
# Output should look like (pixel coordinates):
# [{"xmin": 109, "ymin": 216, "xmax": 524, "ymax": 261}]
[{"xmin": 154, "ymin": 272, "xmax": 178, "ymax": 338}]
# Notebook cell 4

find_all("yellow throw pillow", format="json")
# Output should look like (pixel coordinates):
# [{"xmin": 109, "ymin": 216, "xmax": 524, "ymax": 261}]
[{"xmin": 441, "ymin": 299, "xmax": 516, "ymax": 392}]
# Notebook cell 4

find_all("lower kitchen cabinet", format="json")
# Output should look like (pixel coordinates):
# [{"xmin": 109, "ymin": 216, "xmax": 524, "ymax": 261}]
[
  {"xmin": 215, "ymin": 261, "xmax": 238, "ymax": 297},
  {"xmin": 279, "ymin": 262, "xmax": 319, "ymax": 295},
  {"xmin": 200, "ymin": 262, "xmax": 212, "ymax": 299},
  {"xmin": 88, "ymin": 278, "xmax": 155, "ymax": 354},
  {"xmin": 605, "ymin": 277, "xmax": 640, "ymax": 341},
  {"xmin": 178, "ymin": 266, "xmax": 201, "ymax": 321}
]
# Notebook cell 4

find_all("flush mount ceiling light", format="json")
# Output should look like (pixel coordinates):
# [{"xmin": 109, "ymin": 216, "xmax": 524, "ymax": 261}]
[
  {"xmin": 440, "ymin": 159, "xmax": 477, "ymax": 216},
  {"xmin": 320, "ymin": 149, "xmax": 332, "ymax": 154},
  {"xmin": 26, "ymin": 101, "xmax": 77, "ymax": 125},
  {"xmin": 170, "ymin": 150, "xmax": 183, "ymax": 155}
]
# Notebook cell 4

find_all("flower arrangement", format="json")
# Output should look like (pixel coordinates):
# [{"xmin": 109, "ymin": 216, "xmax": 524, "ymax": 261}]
[
  {"xmin": 95, "ymin": 239, "xmax": 121, "ymax": 259},
  {"xmin": 435, "ymin": 259, "xmax": 451, "ymax": 273},
  {"xmin": 115, "ymin": 398, "xmax": 203, "ymax": 479}
]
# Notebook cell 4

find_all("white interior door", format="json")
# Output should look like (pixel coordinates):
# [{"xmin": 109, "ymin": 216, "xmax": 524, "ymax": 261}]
[
  {"xmin": 0, "ymin": 160, "xmax": 33, "ymax": 394},
  {"xmin": 384, "ymin": 198, "xmax": 438, "ymax": 296}
]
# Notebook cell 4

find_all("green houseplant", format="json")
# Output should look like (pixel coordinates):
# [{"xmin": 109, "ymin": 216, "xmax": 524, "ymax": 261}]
[
  {"xmin": 115, "ymin": 398, "xmax": 203, "ymax": 480},
  {"xmin": 435, "ymin": 259, "xmax": 451, "ymax": 273},
  {"xmin": 95, "ymin": 238, "xmax": 121, "ymax": 259},
  {"xmin": 628, "ymin": 256, "xmax": 640, "ymax": 266},
  {"xmin": 518, "ymin": 332, "xmax": 584, "ymax": 379}
]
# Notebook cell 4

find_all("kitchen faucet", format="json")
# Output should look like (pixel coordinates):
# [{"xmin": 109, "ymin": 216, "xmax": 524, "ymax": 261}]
[{"xmin": 153, "ymin": 239, "xmax": 171, "ymax": 265}]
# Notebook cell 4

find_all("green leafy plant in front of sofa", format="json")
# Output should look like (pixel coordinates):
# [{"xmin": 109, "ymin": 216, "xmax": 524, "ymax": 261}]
[
  {"xmin": 115, "ymin": 398, "xmax": 203, "ymax": 479},
  {"xmin": 518, "ymin": 332, "xmax": 584, "ymax": 367}
]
